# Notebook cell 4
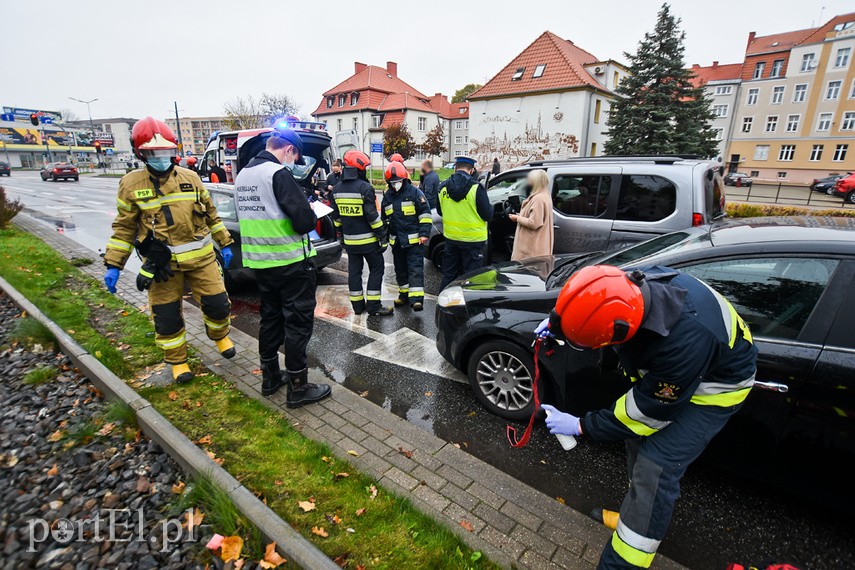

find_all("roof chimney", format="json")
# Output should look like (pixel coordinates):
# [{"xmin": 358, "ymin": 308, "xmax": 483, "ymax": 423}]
[
  {"xmin": 386, "ymin": 61, "xmax": 398, "ymax": 76},
  {"xmin": 692, "ymin": 63, "xmax": 700, "ymax": 69},
  {"xmin": 354, "ymin": 61, "xmax": 367, "ymax": 73},
  {"xmin": 746, "ymin": 32, "xmax": 756, "ymax": 50},
  {"xmin": 712, "ymin": 61, "xmax": 719, "ymax": 68}
]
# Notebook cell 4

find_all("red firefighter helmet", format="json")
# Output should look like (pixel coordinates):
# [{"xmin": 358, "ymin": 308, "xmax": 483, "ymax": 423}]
[
  {"xmin": 186, "ymin": 156, "xmax": 197, "ymax": 166},
  {"xmin": 131, "ymin": 117, "xmax": 178, "ymax": 160},
  {"xmin": 552, "ymin": 265, "xmax": 648, "ymax": 349},
  {"xmin": 384, "ymin": 161, "xmax": 409, "ymax": 182},
  {"xmin": 343, "ymin": 149, "xmax": 371, "ymax": 171},
  {"xmin": 389, "ymin": 153, "xmax": 404, "ymax": 163}
]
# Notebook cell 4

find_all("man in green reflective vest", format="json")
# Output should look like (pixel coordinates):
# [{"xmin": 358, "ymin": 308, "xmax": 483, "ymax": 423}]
[
  {"xmin": 437, "ymin": 156, "xmax": 493, "ymax": 290},
  {"xmin": 234, "ymin": 127, "xmax": 331, "ymax": 407}
]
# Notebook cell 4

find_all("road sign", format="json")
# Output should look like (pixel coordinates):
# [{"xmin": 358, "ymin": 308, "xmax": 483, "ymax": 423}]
[
  {"xmin": 105, "ymin": 148, "xmax": 114, "ymax": 155},
  {"xmin": 370, "ymin": 143, "xmax": 383, "ymax": 153},
  {"xmin": 0, "ymin": 113, "xmax": 14, "ymax": 122},
  {"xmin": 40, "ymin": 117, "xmax": 53, "ymax": 124}
]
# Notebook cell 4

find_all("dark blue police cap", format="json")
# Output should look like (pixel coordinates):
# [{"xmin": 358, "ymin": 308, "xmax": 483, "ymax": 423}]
[
  {"xmin": 271, "ymin": 127, "xmax": 305, "ymax": 165},
  {"xmin": 454, "ymin": 156, "xmax": 476, "ymax": 167}
]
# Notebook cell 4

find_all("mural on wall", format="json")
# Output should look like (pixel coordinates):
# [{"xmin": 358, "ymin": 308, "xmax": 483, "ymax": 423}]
[{"xmin": 470, "ymin": 111, "xmax": 580, "ymax": 169}]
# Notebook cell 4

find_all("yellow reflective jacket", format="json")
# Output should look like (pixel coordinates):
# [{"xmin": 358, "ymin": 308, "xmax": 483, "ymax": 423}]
[{"xmin": 104, "ymin": 166, "xmax": 233, "ymax": 271}]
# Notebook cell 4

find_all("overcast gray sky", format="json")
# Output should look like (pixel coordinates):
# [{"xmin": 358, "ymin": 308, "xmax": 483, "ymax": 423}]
[{"xmin": 2, "ymin": 0, "xmax": 851, "ymax": 122}]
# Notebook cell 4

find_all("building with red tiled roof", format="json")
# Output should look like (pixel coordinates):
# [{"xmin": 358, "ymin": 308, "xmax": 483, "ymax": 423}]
[
  {"xmin": 311, "ymin": 61, "xmax": 466, "ymax": 166},
  {"xmin": 689, "ymin": 61, "xmax": 743, "ymax": 160},
  {"xmin": 467, "ymin": 31, "xmax": 626, "ymax": 169}
]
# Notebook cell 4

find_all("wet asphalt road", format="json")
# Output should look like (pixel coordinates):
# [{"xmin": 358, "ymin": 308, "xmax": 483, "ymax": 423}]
[{"xmin": 5, "ymin": 171, "xmax": 853, "ymax": 569}]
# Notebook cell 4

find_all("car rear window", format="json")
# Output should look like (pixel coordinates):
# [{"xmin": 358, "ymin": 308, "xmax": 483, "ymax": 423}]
[
  {"xmin": 552, "ymin": 175, "xmax": 612, "ymax": 217},
  {"xmin": 707, "ymin": 171, "xmax": 726, "ymax": 219},
  {"xmin": 616, "ymin": 175, "xmax": 676, "ymax": 222}
]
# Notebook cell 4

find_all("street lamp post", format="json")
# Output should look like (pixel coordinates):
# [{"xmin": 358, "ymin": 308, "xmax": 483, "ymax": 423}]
[
  {"xmin": 69, "ymin": 97, "xmax": 98, "ymax": 146},
  {"xmin": 173, "ymin": 101, "xmax": 185, "ymax": 157}
]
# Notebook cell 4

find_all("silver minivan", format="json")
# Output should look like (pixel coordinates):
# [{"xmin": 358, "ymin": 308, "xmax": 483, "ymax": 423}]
[{"xmin": 427, "ymin": 156, "xmax": 726, "ymax": 266}]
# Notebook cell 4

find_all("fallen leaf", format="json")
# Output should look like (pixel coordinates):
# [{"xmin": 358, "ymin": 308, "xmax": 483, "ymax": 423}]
[
  {"xmin": 251, "ymin": 368, "xmax": 262, "ymax": 375},
  {"xmin": 220, "ymin": 535, "xmax": 243, "ymax": 562},
  {"xmin": 67, "ymin": 329, "xmax": 75, "ymax": 334},
  {"xmin": 424, "ymin": 391, "xmax": 432, "ymax": 397},
  {"xmin": 182, "ymin": 400, "xmax": 191, "ymax": 410},
  {"xmin": 321, "ymin": 456, "xmax": 331, "ymax": 463},
  {"xmin": 359, "ymin": 390, "xmax": 369, "ymax": 397},
  {"xmin": 540, "ymin": 459, "xmax": 547, "ymax": 465},
  {"xmin": 168, "ymin": 391, "xmax": 179, "ymax": 401},
  {"xmin": 397, "ymin": 446, "xmax": 413, "ymax": 459},
  {"xmin": 460, "ymin": 520, "xmax": 474, "ymax": 532},
  {"xmin": 298, "ymin": 501, "xmax": 317, "ymax": 512},
  {"xmin": 47, "ymin": 430, "xmax": 63, "ymax": 442},
  {"xmin": 196, "ymin": 401, "xmax": 202, "ymax": 407},
  {"xmin": 259, "ymin": 542, "xmax": 287, "ymax": 569},
  {"xmin": 368, "ymin": 485, "xmax": 378, "ymax": 500},
  {"xmin": 183, "ymin": 508, "xmax": 204, "ymax": 529},
  {"xmin": 311, "ymin": 526, "xmax": 329, "ymax": 538},
  {"xmin": 467, "ymin": 411, "xmax": 477, "ymax": 417},
  {"xmin": 556, "ymin": 496, "xmax": 566, "ymax": 505},
  {"xmin": 274, "ymin": 480, "xmax": 284, "ymax": 486},
  {"xmin": 334, "ymin": 472, "xmax": 349, "ymax": 480},
  {"xmin": 47, "ymin": 464, "xmax": 59, "ymax": 477},
  {"xmin": 94, "ymin": 350, "xmax": 102, "ymax": 358},
  {"xmin": 355, "ymin": 508, "xmax": 366, "ymax": 517},
  {"xmin": 331, "ymin": 514, "xmax": 342, "ymax": 525},
  {"xmin": 197, "ymin": 435, "xmax": 213, "ymax": 445},
  {"xmin": 346, "ymin": 450, "xmax": 359, "ymax": 457},
  {"xmin": 97, "ymin": 422, "xmax": 116, "ymax": 436},
  {"xmin": 172, "ymin": 481, "xmax": 186, "ymax": 494},
  {"xmin": 205, "ymin": 533, "xmax": 224, "ymax": 550}
]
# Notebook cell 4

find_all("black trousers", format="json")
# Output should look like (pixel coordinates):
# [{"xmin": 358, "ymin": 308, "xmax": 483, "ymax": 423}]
[
  {"xmin": 392, "ymin": 244, "xmax": 425, "ymax": 301},
  {"xmin": 255, "ymin": 259, "xmax": 317, "ymax": 372},
  {"xmin": 347, "ymin": 249, "xmax": 385, "ymax": 311},
  {"xmin": 439, "ymin": 240, "xmax": 486, "ymax": 290}
]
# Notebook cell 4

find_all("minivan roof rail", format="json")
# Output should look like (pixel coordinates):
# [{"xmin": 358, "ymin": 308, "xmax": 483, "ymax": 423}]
[{"xmin": 524, "ymin": 155, "xmax": 706, "ymax": 166}]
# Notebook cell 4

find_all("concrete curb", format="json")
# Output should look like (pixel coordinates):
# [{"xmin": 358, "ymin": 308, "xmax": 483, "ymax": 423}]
[{"xmin": 0, "ymin": 275, "xmax": 338, "ymax": 570}]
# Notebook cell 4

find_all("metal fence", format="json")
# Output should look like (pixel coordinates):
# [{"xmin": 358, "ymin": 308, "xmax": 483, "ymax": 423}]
[{"xmin": 727, "ymin": 182, "xmax": 854, "ymax": 210}]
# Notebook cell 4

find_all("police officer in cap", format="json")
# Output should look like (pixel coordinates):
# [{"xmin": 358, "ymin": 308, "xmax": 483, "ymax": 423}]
[
  {"xmin": 233, "ymin": 126, "xmax": 331, "ymax": 407},
  {"xmin": 437, "ymin": 156, "xmax": 492, "ymax": 290}
]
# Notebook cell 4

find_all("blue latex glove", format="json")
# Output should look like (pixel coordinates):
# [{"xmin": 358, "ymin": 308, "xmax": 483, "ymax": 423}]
[
  {"xmin": 104, "ymin": 267, "xmax": 120, "ymax": 294},
  {"xmin": 221, "ymin": 246, "xmax": 233, "ymax": 269},
  {"xmin": 534, "ymin": 317, "xmax": 552, "ymax": 338},
  {"xmin": 541, "ymin": 404, "xmax": 582, "ymax": 436}
]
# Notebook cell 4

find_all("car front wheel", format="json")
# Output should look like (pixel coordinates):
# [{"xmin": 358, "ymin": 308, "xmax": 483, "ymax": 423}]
[
  {"xmin": 847, "ymin": 191, "xmax": 855, "ymax": 204},
  {"xmin": 467, "ymin": 339, "xmax": 538, "ymax": 420}
]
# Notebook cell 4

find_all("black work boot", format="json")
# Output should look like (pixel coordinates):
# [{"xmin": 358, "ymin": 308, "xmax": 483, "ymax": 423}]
[
  {"xmin": 286, "ymin": 368, "xmax": 331, "ymax": 408},
  {"xmin": 261, "ymin": 360, "xmax": 286, "ymax": 397},
  {"xmin": 411, "ymin": 300, "xmax": 424, "ymax": 312},
  {"xmin": 394, "ymin": 292, "xmax": 409, "ymax": 307},
  {"xmin": 351, "ymin": 299, "xmax": 366, "ymax": 315},
  {"xmin": 367, "ymin": 303, "xmax": 394, "ymax": 316}
]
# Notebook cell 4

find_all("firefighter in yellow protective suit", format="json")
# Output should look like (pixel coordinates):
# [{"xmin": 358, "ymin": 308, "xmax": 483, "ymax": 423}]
[{"xmin": 103, "ymin": 117, "xmax": 236, "ymax": 383}]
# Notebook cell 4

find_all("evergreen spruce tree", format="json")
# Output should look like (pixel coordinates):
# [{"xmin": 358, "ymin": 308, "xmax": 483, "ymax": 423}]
[{"xmin": 604, "ymin": 3, "xmax": 717, "ymax": 157}]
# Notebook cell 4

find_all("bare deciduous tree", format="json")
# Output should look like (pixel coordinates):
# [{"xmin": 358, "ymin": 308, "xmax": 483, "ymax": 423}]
[{"xmin": 223, "ymin": 93, "xmax": 301, "ymax": 130}]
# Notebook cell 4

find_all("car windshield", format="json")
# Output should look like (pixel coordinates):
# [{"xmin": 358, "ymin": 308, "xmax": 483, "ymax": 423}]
[
  {"xmin": 288, "ymin": 156, "xmax": 317, "ymax": 180},
  {"xmin": 546, "ymin": 230, "xmax": 712, "ymax": 289}
]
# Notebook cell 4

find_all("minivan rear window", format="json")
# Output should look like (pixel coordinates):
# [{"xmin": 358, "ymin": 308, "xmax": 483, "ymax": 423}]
[
  {"xmin": 708, "ymin": 171, "xmax": 726, "ymax": 219},
  {"xmin": 552, "ymin": 175, "xmax": 612, "ymax": 217},
  {"xmin": 616, "ymin": 175, "xmax": 677, "ymax": 222}
]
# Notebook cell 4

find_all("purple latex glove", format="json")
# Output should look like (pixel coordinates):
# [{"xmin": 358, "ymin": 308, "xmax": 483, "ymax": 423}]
[{"xmin": 541, "ymin": 404, "xmax": 582, "ymax": 436}]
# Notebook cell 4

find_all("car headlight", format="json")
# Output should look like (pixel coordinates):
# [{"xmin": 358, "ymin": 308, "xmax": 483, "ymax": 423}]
[{"xmin": 437, "ymin": 286, "xmax": 466, "ymax": 308}]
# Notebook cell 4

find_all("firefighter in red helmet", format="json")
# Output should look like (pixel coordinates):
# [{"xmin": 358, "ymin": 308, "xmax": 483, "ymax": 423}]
[
  {"xmin": 329, "ymin": 150, "xmax": 393, "ymax": 316},
  {"xmin": 103, "ymin": 117, "xmax": 237, "ymax": 384},
  {"xmin": 389, "ymin": 153, "xmax": 404, "ymax": 163},
  {"xmin": 537, "ymin": 265, "xmax": 757, "ymax": 569},
  {"xmin": 186, "ymin": 155, "xmax": 198, "ymax": 173}
]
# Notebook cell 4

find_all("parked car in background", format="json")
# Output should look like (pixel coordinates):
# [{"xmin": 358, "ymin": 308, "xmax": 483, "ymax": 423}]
[
  {"xmin": 810, "ymin": 174, "xmax": 846, "ymax": 193},
  {"xmin": 723, "ymin": 172, "xmax": 753, "ymax": 186},
  {"xmin": 39, "ymin": 163, "xmax": 78, "ymax": 182},
  {"xmin": 426, "ymin": 156, "xmax": 726, "ymax": 269},
  {"xmin": 832, "ymin": 172, "xmax": 855, "ymax": 203},
  {"xmin": 435, "ymin": 216, "xmax": 855, "ymax": 508},
  {"xmin": 0, "ymin": 161, "xmax": 10, "ymax": 176}
]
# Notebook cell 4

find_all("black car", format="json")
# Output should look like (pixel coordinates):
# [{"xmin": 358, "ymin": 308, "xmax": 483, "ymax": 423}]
[
  {"xmin": 723, "ymin": 172, "xmax": 752, "ymax": 186},
  {"xmin": 435, "ymin": 217, "xmax": 855, "ymax": 507},
  {"xmin": 207, "ymin": 188, "xmax": 342, "ymax": 290},
  {"xmin": 810, "ymin": 173, "xmax": 848, "ymax": 193},
  {"xmin": 0, "ymin": 161, "xmax": 10, "ymax": 176}
]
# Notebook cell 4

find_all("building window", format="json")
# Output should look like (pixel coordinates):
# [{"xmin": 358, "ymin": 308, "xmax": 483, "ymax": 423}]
[
  {"xmin": 785, "ymin": 114, "xmax": 800, "ymax": 132},
  {"xmin": 770, "ymin": 59, "xmax": 784, "ymax": 77},
  {"xmin": 371, "ymin": 115, "xmax": 381, "ymax": 128},
  {"xmin": 511, "ymin": 67, "xmax": 525, "ymax": 81},
  {"xmin": 454, "ymin": 120, "xmax": 464, "ymax": 129},
  {"xmin": 532, "ymin": 64, "xmax": 546, "ymax": 78},
  {"xmin": 800, "ymin": 53, "xmax": 816, "ymax": 72},
  {"xmin": 809, "ymin": 144, "xmax": 824, "ymax": 161},
  {"xmin": 833, "ymin": 144, "xmax": 849, "ymax": 162},
  {"xmin": 777, "ymin": 172, "xmax": 788, "ymax": 178},
  {"xmin": 613, "ymin": 71, "xmax": 619, "ymax": 87},
  {"xmin": 833, "ymin": 21, "xmax": 855, "ymax": 32},
  {"xmin": 350, "ymin": 92, "xmax": 359, "ymax": 105},
  {"xmin": 464, "ymin": 120, "xmax": 469, "ymax": 129},
  {"xmin": 752, "ymin": 62, "xmax": 765, "ymax": 79},
  {"xmin": 712, "ymin": 128, "xmax": 724, "ymax": 141},
  {"xmin": 714, "ymin": 85, "xmax": 733, "ymax": 95},
  {"xmin": 754, "ymin": 145, "xmax": 769, "ymax": 161},
  {"xmin": 842, "ymin": 112, "xmax": 855, "ymax": 130},
  {"xmin": 851, "ymin": 79, "xmax": 855, "ymax": 98},
  {"xmin": 459, "ymin": 107, "xmax": 466, "ymax": 114},
  {"xmin": 835, "ymin": 47, "xmax": 851, "ymax": 68},
  {"xmin": 353, "ymin": 117, "xmax": 358, "ymax": 130},
  {"xmin": 464, "ymin": 136, "xmax": 469, "ymax": 143},
  {"xmin": 742, "ymin": 116, "xmax": 753, "ymax": 132},
  {"xmin": 417, "ymin": 117, "xmax": 426, "ymax": 131},
  {"xmin": 750, "ymin": 171, "xmax": 760, "ymax": 177},
  {"xmin": 826, "ymin": 80, "xmax": 842, "ymax": 100},
  {"xmin": 778, "ymin": 145, "xmax": 796, "ymax": 161},
  {"xmin": 336, "ymin": 118, "xmax": 342, "ymax": 131},
  {"xmin": 453, "ymin": 150, "xmax": 464, "ymax": 157},
  {"xmin": 746, "ymin": 88, "xmax": 759, "ymax": 105},
  {"xmin": 712, "ymin": 104, "xmax": 728, "ymax": 117},
  {"xmin": 590, "ymin": 142, "xmax": 597, "ymax": 156},
  {"xmin": 765, "ymin": 115, "xmax": 778, "ymax": 132},
  {"xmin": 793, "ymin": 84, "xmax": 807, "ymax": 103},
  {"xmin": 326, "ymin": 97, "xmax": 334, "ymax": 109},
  {"xmin": 771, "ymin": 86, "xmax": 785, "ymax": 104},
  {"xmin": 338, "ymin": 94, "xmax": 346, "ymax": 107},
  {"xmin": 454, "ymin": 136, "xmax": 463, "ymax": 144},
  {"xmin": 817, "ymin": 113, "xmax": 833, "ymax": 131},
  {"xmin": 594, "ymin": 99, "xmax": 602, "ymax": 123}
]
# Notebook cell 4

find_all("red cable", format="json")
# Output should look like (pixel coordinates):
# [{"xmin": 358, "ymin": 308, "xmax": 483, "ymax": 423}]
[{"xmin": 506, "ymin": 338, "xmax": 542, "ymax": 447}]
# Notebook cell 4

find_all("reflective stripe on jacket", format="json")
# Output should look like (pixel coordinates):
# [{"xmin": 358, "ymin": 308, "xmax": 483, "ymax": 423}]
[
  {"xmin": 438, "ymin": 183, "xmax": 488, "ymax": 242},
  {"xmin": 381, "ymin": 180, "xmax": 432, "ymax": 247},
  {"xmin": 329, "ymin": 170, "xmax": 386, "ymax": 254}
]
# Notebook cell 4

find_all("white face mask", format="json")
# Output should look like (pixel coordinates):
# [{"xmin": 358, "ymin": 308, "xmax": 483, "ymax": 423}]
[{"xmin": 392, "ymin": 181, "xmax": 403, "ymax": 191}]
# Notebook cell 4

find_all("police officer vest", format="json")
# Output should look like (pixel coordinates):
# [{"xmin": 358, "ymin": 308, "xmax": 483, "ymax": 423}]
[
  {"xmin": 235, "ymin": 161, "xmax": 314, "ymax": 269},
  {"xmin": 439, "ymin": 184, "xmax": 487, "ymax": 242}
]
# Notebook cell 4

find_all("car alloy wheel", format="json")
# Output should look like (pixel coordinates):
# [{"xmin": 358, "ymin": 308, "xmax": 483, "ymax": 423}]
[
  {"xmin": 467, "ymin": 340, "xmax": 537, "ymax": 420},
  {"xmin": 848, "ymin": 191, "xmax": 855, "ymax": 204}
]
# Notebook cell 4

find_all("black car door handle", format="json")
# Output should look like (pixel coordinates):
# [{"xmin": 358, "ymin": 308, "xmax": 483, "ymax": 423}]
[{"xmin": 753, "ymin": 380, "xmax": 789, "ymax": 393}]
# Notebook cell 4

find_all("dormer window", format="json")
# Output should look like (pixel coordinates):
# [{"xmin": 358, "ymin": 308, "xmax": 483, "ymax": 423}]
[
  {"xmin": 511, "ymin": 67, "xmax": 525, "ymax": 81},
  {"xmin": 459, "ymin": 107, "xmax": 466, "ymax": 114},
  {"xmin": 338, "ymin": 94, "xmax": 346, "ymax": 107},
  {"xmin": 532, "ymin": 64, "xmax": 546, "ymax": 78},
  {"xmin": 351, "ymin": 92, "xmax": 359, "ymax": 105},
  {"xmin": 326, "ymin": 97, "xmax": 334, "ymax": 109},
  {"xmin": 833, "ymin": 21, "xmax": 854, "ymax": 32}
]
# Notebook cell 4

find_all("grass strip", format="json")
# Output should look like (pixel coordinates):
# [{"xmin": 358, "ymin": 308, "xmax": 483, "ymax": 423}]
[{"xmin": 0, "ymin": 227, "xmax": 494, "ymax": 569}]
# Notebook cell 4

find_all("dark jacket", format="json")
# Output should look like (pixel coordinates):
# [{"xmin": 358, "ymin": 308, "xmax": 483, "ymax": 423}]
[
  {"xmin": 491, "ymin": 160, "xmax": 501, "ymax": 175},
  {"xmin": 244, "ymin": 151, "xmax": 317, "ymax": 235},
  {"xmin": 381, "ymin": 180, "xmax": 432, "ymax": 248},
  {"xmin": 436, "ymin": 170, "xmax": 493, "ymax": 222},
  {"xmin": 582, "ymin": 267, "xmax": 758, "ymax": 442},
  {"xmin": 326, "ymin": 170, "xmax": 343, "ymax": 189},
  {"xmin": 419, "ymin": 170, "xmax": 441, "ymax": 210},
  {"xmin": 329, "ymin": 167, "xmax": 386, "ymax": 254},
  {"xmin": 209, "ymin": 164, "xmax": 228, "ymax": 184}
]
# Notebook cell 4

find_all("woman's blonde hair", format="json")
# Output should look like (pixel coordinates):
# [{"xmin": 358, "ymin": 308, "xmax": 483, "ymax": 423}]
[{"xmin": 526, "ymin": 169, "xmax": 549, "ymax": 195}]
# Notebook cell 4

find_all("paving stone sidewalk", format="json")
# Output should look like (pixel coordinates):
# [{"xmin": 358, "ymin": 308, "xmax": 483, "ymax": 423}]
[{"xmin": 16, "ymin": 215, "xmax": 684, "ymax": 570}]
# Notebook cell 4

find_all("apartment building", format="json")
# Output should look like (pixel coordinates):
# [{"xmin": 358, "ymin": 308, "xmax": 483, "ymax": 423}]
[
  {"xmin": 690, "ymin": 62, "xmax": 743, "ymax": 161},
  {"xmin": 727, "ymin": 13, "xmax": 855, "ymax": 183},
  {"xmin": 164, "ymin": 116, "xmax": 229, "ymax": 156}
]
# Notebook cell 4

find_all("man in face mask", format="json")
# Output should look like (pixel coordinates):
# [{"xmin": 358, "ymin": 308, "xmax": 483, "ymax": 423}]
[
  {"xmin": 419, "ymin": 160, "xmax": 440, "ymax": 210},
  {"xmin": 208, "ymin": 159, "xmax": 228, "ymax": 184},
  {"xmin": 103, "ymin": 117, "xmax": 237, "ymax": 384}
]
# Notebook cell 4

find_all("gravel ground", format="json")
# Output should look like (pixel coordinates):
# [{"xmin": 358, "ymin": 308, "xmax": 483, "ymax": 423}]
[{"xmin": 0, "ymin": 293, "xmax": 213, "ymax": 570}]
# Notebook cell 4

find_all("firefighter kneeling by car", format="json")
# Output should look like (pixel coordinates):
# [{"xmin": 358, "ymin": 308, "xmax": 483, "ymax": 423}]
[
  {"xmin": 103, "ymin": 117, "xmax": 236, "ymax": 384},
  {"xmin": 381, "ymin": 162, "xmax": 431, "ymax": 311},
  {"xmin": 537, "ymin": 265, "xmax": 757, "ymax": 570}
]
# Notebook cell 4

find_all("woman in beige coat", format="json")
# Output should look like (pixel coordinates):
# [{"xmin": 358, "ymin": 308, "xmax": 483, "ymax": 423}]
[{"xmin": 510, "ymin": 169, "xmax": 554, "ymax": 261}]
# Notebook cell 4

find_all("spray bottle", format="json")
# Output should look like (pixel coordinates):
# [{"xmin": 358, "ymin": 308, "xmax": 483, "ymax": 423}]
[{"xmin": 543, "ymin": 408, "xmax": 577, "ymax": 451}]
